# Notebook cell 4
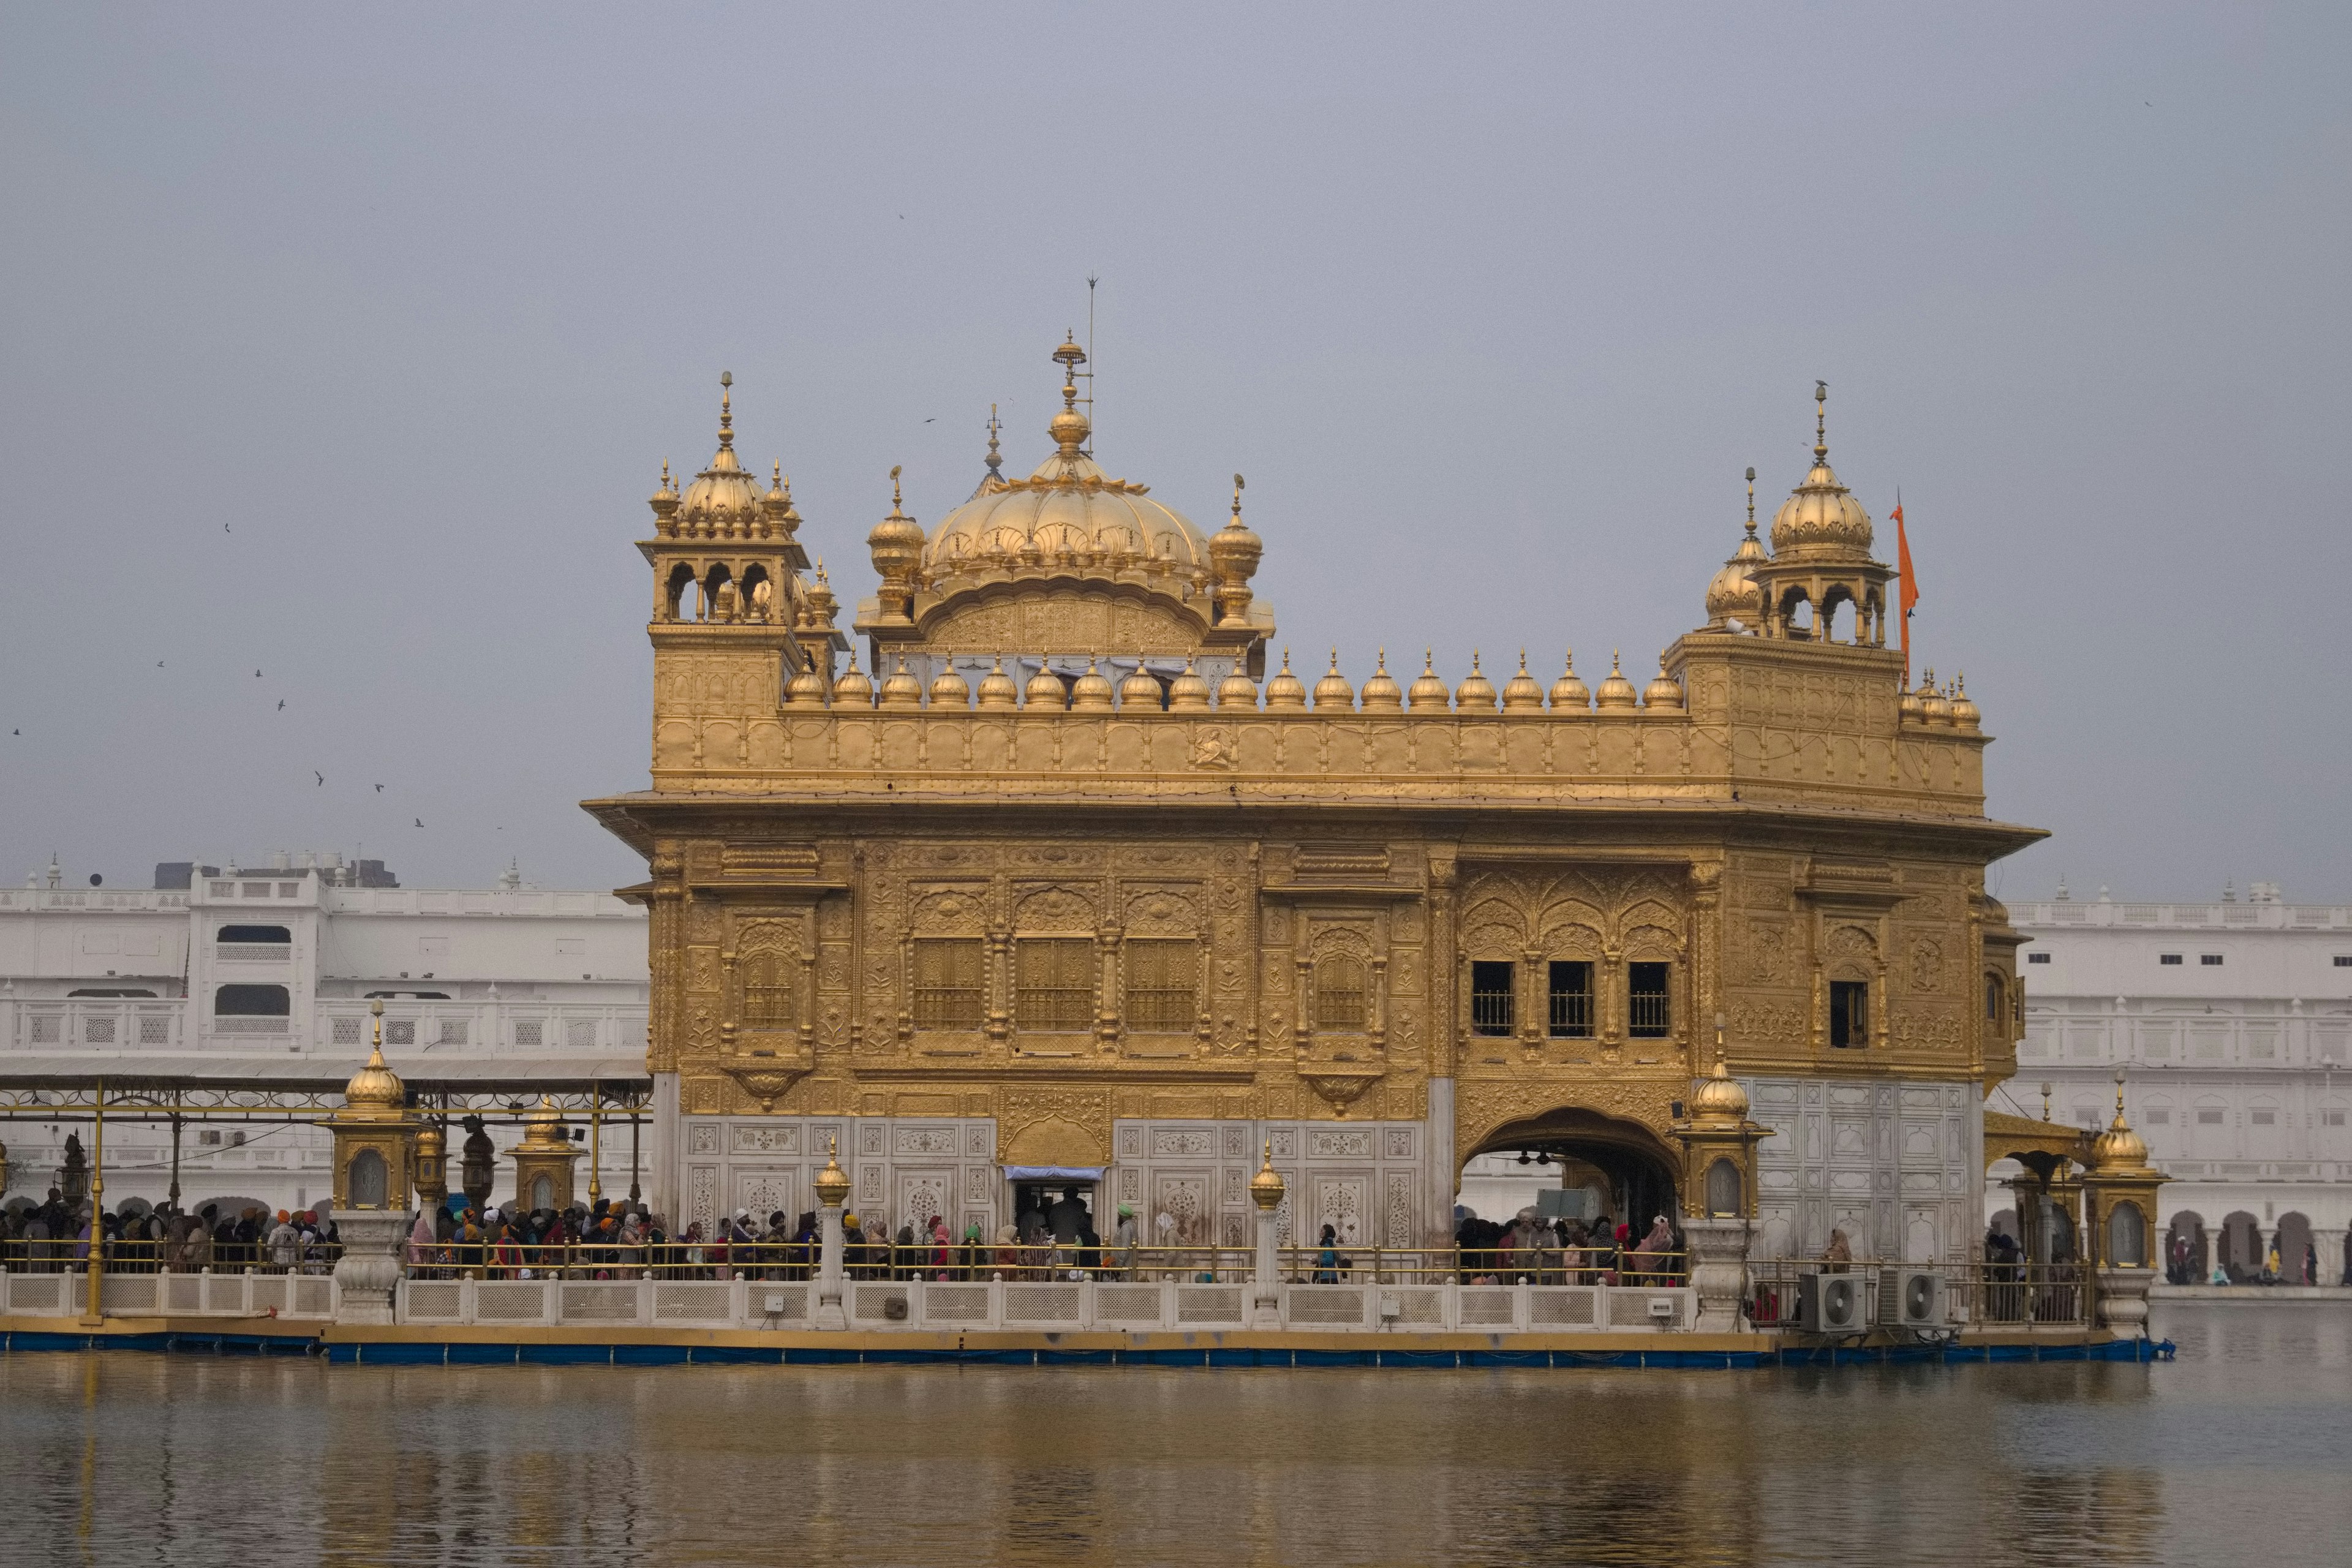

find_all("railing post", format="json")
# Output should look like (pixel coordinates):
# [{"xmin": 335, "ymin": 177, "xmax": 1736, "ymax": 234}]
[
  {"xmin": 1248, "ymin": 1142, "xmax": 1283, "ymax": 1329},
  {"xmin": 78, "ymin": 1085, "xmax": 105, "ymax": 1326},
  {"xmin": 813, "ymin": 1138, "xmax": 849, "ymax": 1331}
]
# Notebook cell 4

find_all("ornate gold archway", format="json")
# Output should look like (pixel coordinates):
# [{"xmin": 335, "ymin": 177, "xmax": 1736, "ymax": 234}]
[{"xmin": 1463, "ymin": 1105, "xmax": 1684, "ymax": 1226}]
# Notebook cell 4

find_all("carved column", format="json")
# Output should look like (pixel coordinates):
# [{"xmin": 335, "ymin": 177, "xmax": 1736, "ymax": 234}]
[
  {"xmin": 814, "ymin": 1140, "xmax": 850, "ymax": 1330},
  {"xmin": 1098, "ymin": 923, "xmax": 1123, "ymax": 1052},
  {"xmin": 1681, "ymin": 1217, "xmax": 1753, "ymax": 1334},
  {"xmin": 331, "ymin": 1210, "xmax": 414, "ymax": 1327}
]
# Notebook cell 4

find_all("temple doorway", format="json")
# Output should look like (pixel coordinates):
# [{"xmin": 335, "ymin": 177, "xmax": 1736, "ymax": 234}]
[{"xmin": 1455, "ymin": 1106, "xmax": 1681, "ymax": 1255}]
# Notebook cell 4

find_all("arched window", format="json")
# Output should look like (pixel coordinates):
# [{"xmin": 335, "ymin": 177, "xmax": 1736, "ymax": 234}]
[
  {"xmin": 741, "ymin": 951, "xmax": 794, "ymax": 1028},
  {"xmin": 530, "ymin": 1175, "xmax": 554, "ymax": 1211},
  {"xmin": 1984, "ymin": 973, "xmax": 2004, "ymax": 1023},
  {"xmin": 1315, "ymin": 957, "xmax": 1367, "ymax": 1031},
  {"xmin": 1704, "ymin": 1158, "xmax": 1741, "ymax": 1217},
  {"xmin": 2106, "ymin": 1202, "xmax": 2146, "ymax": 1268},
  {"xmin": 349, "ymin": 1148, "xmax": 387, "ymax": 1208}
]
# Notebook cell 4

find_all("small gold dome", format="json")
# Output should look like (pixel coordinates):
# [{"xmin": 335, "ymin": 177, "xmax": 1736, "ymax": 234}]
[
  {"xmin": 833, "ymin": 652, "xmax": 874, "ymax": 707},
  {"xmin": 929, "ymin": 661, "xmax": 971, "ymax": 707},
  {"xmin": 343, "ymin": 1006, "xmax": 405, "ymax": 1115},
  {"xmin": 414, "ymin": 1120, "xmax": 445, "ymax": 1156},
  {"xmin": 1705, "ymin": 524, "xmax": 1769, "ymax": 628},
  {"xmin": 867, "ymin": 469, "xmax": 926, "ymax": 574},
  {"xmin": 785, "ymin": 656, "xmax": 829, "ymax": 707},
  {"xmin": 1313, "ymin": 650, "xmax": 1355, "ymax": 711},
  {"xmin": 1692, "ymin": 1060, "xmax": 1750, "ymax": 1121},
  {"xmin": 2091, "ymin": 1117, "xmax": 2149, "ymax": 1171},
  {"xmin": 1118, "ymin": 663, "xmax": 1165, "ymax": 710},
  {"xmin": 1549, "ymin": 650, "xmax": 1591, "ymax": 711},
  {"xmin": 1408, "ymin": 650, "xmax": 1451, "ymax": 712},
  {"xmin": 1949, "ymin": 673, "xmax": 1980, "ymax": 731},
  {"xmin": 1248, "ymin": 1142, "xmax": 1286, "ymax": 1211},
  {"xmin": 813, "ymin": 1137, "xmax": 851, "ymax": 1208},
  {"xmin": 514, "ymin": 1096, "xmax": 576, "ymax": 1156},
  {"xmin": 1501, "ymin": 651, "xmax": 1545, "ymax": 712},
  {"xmin": 1643, "ymin": 662, "xmax": 1686, "ymax": 710},
  {"xmin": 1025, "ymin": 662, "xmax": 1069, "ymax": 710},
  {"xmin": 1217, "ymin": 665, "xmax": 1261, "ymax": 709},
  {"xmin": 1168, "ymin": 657, "xmax": 1212, "ymax": 711},
  {"xmin": 1770, "ymin": 388, "xmax": 1874, "ymax": 559},
  {"xmin": 1919, "ymin": 668, "xmax": 1951, "ymax": 726},
  {"xmin": 676, "ymin": 376, "xmax": 769, "ymax": 537},
  {"xmin": 1359, "ymin": 649, "xmax": 1404, "ymax": 712},
  {"xmin": 1264, "ymin": 649, "xmax": 1308, "ymax": 710},
  {"xmin": 976, "ymin": 656, "xmax": 1020, "ymax": 710},
  {"xmin": 1595, "ymin": 650, "xmax": 1640, "ymax": 710},
  {"xmin": 878, "ymin": 655, "xmax": 925, "ymax": 709},
  {"xmin": 1455, "ymin": 652, "xmax": 1497, "ymax": 712},
  {"xmin": 1898, "ymin": 678, "xmax": 1924, "ymax": 723},
  {"xmin": 1071, "ymin": 658, "xmax": 1116, "ymax": 712}
]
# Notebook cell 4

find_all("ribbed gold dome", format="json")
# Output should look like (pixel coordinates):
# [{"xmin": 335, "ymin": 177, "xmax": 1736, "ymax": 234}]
[
  {"xmin": 1948, "ymin": 673, "xmax": 1980, "ymax": 731},
  {"xmin": 1168, "ymin": 658, "xmax": 1212, "ymax": 711},
  {"xmin": 1594, "ymin": 650, "xmax": 1640, "ymax": 710},
  {"xmin": 834, "ymin": 652, "xmax": 875, "ymax": 707},
  {"xmin": 677, "ymin": 376, "xmax": 770, "ymax": 537},
  {"xmin": 1070, "ymin": 658, "xmax": 1115, "ymax": 712},
  {"xmin": 1249, "ymin": 1143, "xmax": 1286, "ymax": 1211},
  {"xmin": 1920, "ymin": 668, "xmax": 1951, "ymax": 726},
  {"xmin": 929, "ymin": 662, "xmax": 971, "ymax": 707},
  {"xmin": 1898, "ymin": 678, "xmax": 1924, "ymax": 723},
  {"xmin": 785, "ymin": 656, "xmax": 829, "ymax": 707},
  {"xmin": 343, "ymin": 1043, "xmax": 405, "ymax": 1114},
  {"xmin": 878, "ymin": 655, "xmax": 924, "ymax": 709},
  {"xmin": 1771, "ymin": 390, "xmax": 1874, "ymax": 559},
  {"xmin": 1549, "ymin": 650, "xmax": 1591, "ymax": 711},
  {"xmin": 1705, "ymin": 524, "xmax": 1769, "ymax": 627},
  {"xmin": 1118, "ymin": 663, "xmax": 1164, "ymax": 710},
  {"xmin": 1408, "ymin": 650, "xmax": 1451, "ymax": 711},
  {"xmin": 1313, "ymin": 650, "xmax": 1355, "ymax": 711},
  {"xmin": 1264, "ymin": 649, "xmax": 1308, "ymax": 710},
  {"xmin": 414, "ymin": 1120, "xmax": 445, "ymax": 1156},
  {"xmin": 1455, "ymin": 652, "xmax": 1497, "ymax": 712},
  {"xmin": 976, "ymin": 656, "xmax": 1020, "ymax": 710},
  {"xmin": 1690, "ymin": 1060, "xmax": 1750, "ymax": 1121},
  {"xmin": 1501, "ymin": 652, "xmax": 1545, "ymax": 712},
  {"xmin": 1643, "ymin": 662, "xmax": 1686, "ymax": 710},
  {"xmin": 1217, "ymin": 666, "xmax": 1261, "ymax": 709},
  {"xmin": 514, "ymin": 1096, "xmax": 575, "ymax": 1156},
  {"xmin": 1360, "ymin": 650, "xmax": 1403, "ymax": 712},
  {"xmin": 1025, "ymin": 662, "xmax": 1068, "ymax": 710}
]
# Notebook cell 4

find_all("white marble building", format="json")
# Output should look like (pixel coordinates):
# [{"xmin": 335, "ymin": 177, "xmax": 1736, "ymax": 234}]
[
  {"xmin": 0, "ymin": 853, "xmax": 649, "ymax": 1216},
  {"xmin": 2002, "ymin": 883, "xmax": 2352, "ymax": 1281}
]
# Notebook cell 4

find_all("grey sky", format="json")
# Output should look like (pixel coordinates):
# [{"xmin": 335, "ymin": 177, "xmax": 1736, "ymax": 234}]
[{"xmin": 4, "ymin": 4, "xmax": 2346, "ymax": 902}]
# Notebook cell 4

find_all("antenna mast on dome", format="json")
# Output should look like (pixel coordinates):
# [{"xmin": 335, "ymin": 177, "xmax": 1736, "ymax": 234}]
[{"xmin": 1084, "ymin": 274, "xmax": 1098, "ymax": 456}]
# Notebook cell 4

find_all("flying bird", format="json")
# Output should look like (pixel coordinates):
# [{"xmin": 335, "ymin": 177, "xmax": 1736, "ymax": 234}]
[
  {"xmin": 255, "ymin": 670, "xmax": 262, "ymax": 677},
  {"xmin": 156, "ymin": 661, "xmax": 164, "ymax": 668},
  {"xmin": 276, "ymin": 699, "xmax": 285, "ymax": 711},
  {"xmin": 414, "ymin": 818, "xmax": 424, "ymax": 828},
  {"xmin": 224, "ymin": 523, "xmax": 230, "ymax": 532},
  {"xmin": 374, "ymin": 783, "xmax": 383, "ymax": 793},
  {"xmin": 924, "ymin": 418, "xmax": 935, "ymax": 423},
  {"xmin": 314, "ymin": 771, "xmax": 324, "ymax": 786}
]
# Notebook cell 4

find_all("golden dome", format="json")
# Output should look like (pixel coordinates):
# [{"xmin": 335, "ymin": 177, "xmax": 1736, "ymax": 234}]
[
  {"xmin": 342, "ymin": 1003, "xmax": 405, "ymax": 1116},
  {"xmin": 414, "ymin": 1120, "xmax": 445, "ymax": 1156},
  {"xmin": 1359, "ymin": 649, "xmax": 1403, "ymax": 712},
  {"xmin": 1898, "ymin": 678, "xmax": 1924, "ymax": 723},
  {"xmin": 976, "ymin": 656, "xmax": 1020, "ymax": 710},
  {"xmin": 676, "ymin": 375, "xmax": 771, "ymax": 537},
  {"xmin": 1919, "ymin": 668, "xmax": 1951, "ymax": 726},
  {"xmin": 1690, "ymin": 1059, "xmax": 1751, "ymax": 1122},
  {"xmin": 514, "ymin": 1096, "xmax": 577, "ymax": 1157},
  {"xmin": 1455, "ymin": 652, "xmax": 1497, "ymax": 712},
  {"xmin": 1550, "ymin": 650, "xmax": 1591, "ymax": 711},
  {"xmin": 813, "ymin": 1136, "xmax": 851, "ymax": 1208},
  {"xmin": 801, "ymin": 562, "xmax": 839, "ymax": 630},
  {"xmin": 785, "ymin": 655, "xmax": 829, "ymax": 707},
  {"xmin": 1501, "ymin": 651, "xmax": 1545, "ymax": 712},
  {"xmin": 867, "ymin": 469, "xmax": 926, "ymax": 573},
  {"xmin": 1770, "ymin": 387, "xmax": 1874, "ymax": 559},
  {"xmin": 1025, "ymin": 662, "xmax": 1069, "ymax": 710},
  {"xmin": 1595, "ymin": 650, "xmax": 1640, "ymax": 710},
  {"xmin": 1248, "ymin": 1142, "xmax": 1286, "ymax": 1211},
  {"xmin": 1070, "ymin": 658, "xmax": 1116, "ymax": 711},
  {"xmin": 918, "ymin": 341, "xmax": 1218, "ymax": 603},
  {"xmin": 1705, "ymin": 516, "xmax": 1770, "ymax": 628},
  {"xmin": 832, "ymin": 651, "xmax": 873, "ymax": 707},
  {"xmin": 878, "ymin": 655, "xmax": 924, "ymax": 709},
  {"xmin": 1216, "ymin": 665, "xmax": 1261, "ymax": 709},
  {"xmin": 1264, "ymin": 649, "xmax": 1308, "ymax": 710},
  {"xmin": 1118, "ymin": 663, "xmax": 1164, "ymax": 710},
  {"xmin": 1408, "ymin": 650, "xmax": 1452, "ymax": 712},
  {"xmin": 2091, "ymin": 1114, "xmax": 2149, "ymax": 1172},
  {"xmin": 1643, "ymin": 662, "xmax": 1686, "ymax": 710},
  {"xmin": 1168, "ymin": 657, "xmax": 1212, "ymax": 711},
  {"xmin": 1949, "ymin": 673, "xmax": 1980, "ymax": 731},
  {"xmin": 929, "ymin": 662, "xmax": 971, "ymax": 707},
  {"xmin": 1208, "ymin": 480, "xmax": 1265, "ymax": 627},
  {"xmin": 1313, "ymin": 650, "xmax": 1355, "ymax": 710}
]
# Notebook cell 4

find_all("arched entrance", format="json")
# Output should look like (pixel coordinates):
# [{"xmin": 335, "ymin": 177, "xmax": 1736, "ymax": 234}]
[
  {"xmin": 2165, "ymin": 1210, "xmax": 2208, "ymax": 1284},
  {"xmin": 2277, "ymin": 1212, "xmax": 2315, "ymax": 1284},
  {"xmin": 1457, "ymin": 1106, "xmax": 1681, "ymax": 1238}
]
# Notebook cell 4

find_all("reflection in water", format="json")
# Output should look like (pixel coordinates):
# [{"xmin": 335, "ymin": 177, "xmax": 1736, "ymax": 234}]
[{"xmin": 1, "ymin": 1305, "xmax": 2343, "ymax": 1567}]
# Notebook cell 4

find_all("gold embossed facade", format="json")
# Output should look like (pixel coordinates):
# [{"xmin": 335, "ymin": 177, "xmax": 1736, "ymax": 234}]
[{"xmin": 587, "ymin": 347, "xmax": 2040, "ymax": 1262}]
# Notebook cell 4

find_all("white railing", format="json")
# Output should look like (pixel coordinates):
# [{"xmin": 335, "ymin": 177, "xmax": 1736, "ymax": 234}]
[
  {"xmin": 0, "ymin": 889, "xmax": 188, "ymax": 911},
  {"xmin": 2018, "ymin": 901, "xmax": 2351, "ymax": 930},
  {"xmin": 12, "ymin": 1002, "xmax": 185, "ymax": 1050},
  {"xmin": 390, "ymin": 1276, "xmax": 1694, "ymax": 1333},
  {"xmin": 216, "ymin": 942, "xmax": 292, "ymax": 962},
  {"xmin": 0, "ymin": 1269, "xmax": 336, "ymax": 1321}
]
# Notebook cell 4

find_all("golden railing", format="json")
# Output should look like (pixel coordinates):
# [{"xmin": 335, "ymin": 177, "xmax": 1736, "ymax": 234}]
[{"xmin": 0, "ymin": 1238, "xmax": 342, "ymax": 1275}]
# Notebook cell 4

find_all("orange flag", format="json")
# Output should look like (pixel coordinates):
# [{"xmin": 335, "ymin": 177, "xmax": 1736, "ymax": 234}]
[{"xmin": 1893, "ymin": 496, "xmax": 1918, "ymax": 685}]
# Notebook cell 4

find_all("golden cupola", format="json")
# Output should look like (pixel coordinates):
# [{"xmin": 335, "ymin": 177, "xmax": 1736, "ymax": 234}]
[
  {"xmin": 1746, "ymin": 383, "xmax": 1895, "ymax": 647},
  {"xmin": 1594, "ymin": 651, "xmax": 1640, "ymax": 710},
  {"xmin": 1359, "ymin": 650, "xmax": 1403, "ymax": 712},
  {"xmin": 1769, "ymin": 387, "xmax": 1874, "ymax": 561},
  {"xmin": 1501, "ymin": 652, "xmax": 1545, "ymax": 712},
  {"xmin": 861, "ymin": 336, "xmax": 1274, "ymax": 674},
  {"xmin": 342, "ymin": 1001, "xmax": 407, "ymax": 1121},
  {"xmin": 1703, "ymin": 468, "xmax": 1770, "ymax": 629},
  {"xmin": 1312, "ymin": 650, "xmax": 1355, "ymax": 710},
  {"xmin": 673, "ymin": 373, "xmax": 769, "ymax": 538},
  {"xmin": 1408, "ymin": 651, "xmax": 1450, "ymax": 711},
  {"xmin": 1549, "ymin": 650, "xmax": 1591, "ymax": 710}
]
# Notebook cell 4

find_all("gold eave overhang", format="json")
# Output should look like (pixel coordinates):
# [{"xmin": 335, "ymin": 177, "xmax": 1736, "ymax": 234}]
[
  {"xmin": 848, "ymin": 1063, "xmax": 1257, "ymax": 1084},
  {"xmin": 1983, "ymin": 1109, "xmax": 2093, "ymax": 1172}
]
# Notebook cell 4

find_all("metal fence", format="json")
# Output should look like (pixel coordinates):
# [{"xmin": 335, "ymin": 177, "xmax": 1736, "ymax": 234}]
[{"xmin": 1746, "ymin": 1261, "xmax": 2092, "ymax": 1330}]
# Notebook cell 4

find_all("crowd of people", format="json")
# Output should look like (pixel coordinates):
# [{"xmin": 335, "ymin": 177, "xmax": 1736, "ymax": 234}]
[
  {"xmin": 1450, "ymin": 1208, "xmax": 1684, "ymax": 1286},
  {"xmin": 0, "ymin": 1188, "xmax": 340, "ymax": 1273}
]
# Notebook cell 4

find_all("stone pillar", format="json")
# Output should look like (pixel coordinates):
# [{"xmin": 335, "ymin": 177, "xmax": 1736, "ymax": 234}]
[
  {"xmin": 2094, "ymin": 1264, "xmax": 2152, "ymax": 1335},
  {"xmin": 1249, "ymin": 1142, "xmax": 1285, "ymax": 1329},
  {"xmin": 331, "ymin": 1209, "xmax": 414, "ymax": 1325},
  {"xmin": 813, "ymin": 1137, "xmax": 850, "ymax": 1331},
  {"xmin": 1683, "ymin": 1217, "xmax": 1752, "ymax": 1333}
]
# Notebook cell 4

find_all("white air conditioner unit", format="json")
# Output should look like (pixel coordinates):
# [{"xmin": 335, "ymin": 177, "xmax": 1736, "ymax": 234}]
[
  {"xmin": 1884, "ymin": 1268, "xmax": 1945, "ymax": 1329},
  {"xmin": 1798, "ymin": 1272, "xmax": 1865, "ymax": 1333}
]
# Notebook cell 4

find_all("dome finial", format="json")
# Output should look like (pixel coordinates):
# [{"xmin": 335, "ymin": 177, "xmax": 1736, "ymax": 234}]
[
  {"xmin": 1232, "ymin": 472, "xmax": 1245, "ymax": 519},
  {"xmin": 718, "ymin": 370, "xmax": 735, "ymax": 451},
  {"xmin": 985, "ymin": 404, "xmax": 1003, "ymax": 479},
  {"xmin": 1047, "ymin": 336, "xmax": 1091, "ymax": 454},
  {"xmin": 1813, "ymin": 380, "xmax": 1828, "ymax": 464},
  {"xmin": 1745, "ymin": 466, "xmax": 1757, "ymax": 537}
]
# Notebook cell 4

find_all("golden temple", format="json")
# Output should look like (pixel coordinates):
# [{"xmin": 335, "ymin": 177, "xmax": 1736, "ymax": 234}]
[{"xmin": 585, "ymin": 342, "xmax": 2044, "ymax": 1265}]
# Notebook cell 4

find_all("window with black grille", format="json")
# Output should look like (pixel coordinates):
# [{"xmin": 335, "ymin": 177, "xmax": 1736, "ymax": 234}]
[
  {"xmin": 913, "ymin": 938, "xmax": 984, "ymax": 1030},
  {"xmin": 1314, "ymin": 956, "xmax": 1368, "ymax": 1031},
  {"xmin": 1628, "ymin": 962, "xmax": 1672, "ymax": 1039},
  {"xmin": 1829, "ymin": 980, "xmax": 1868, "ymax": 1047},
  {"xmin": 1471, "ymin": 962, "xmax": 1515, "ymax": 1036},
  {"xmin": 1548, "ymin": 961, "xmax": 1593, "ymax": 1038},
  {"xmin": 1125, "ymin": 940, "xmax": 1197, "ymax": 1031},
  {"xmin": 1016, "ymin": 938, "xmax": 1095, "ymax": 1031}
]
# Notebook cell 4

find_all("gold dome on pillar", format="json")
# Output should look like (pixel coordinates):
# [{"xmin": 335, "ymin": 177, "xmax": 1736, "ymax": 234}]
[
  {"xmin": 342, "ymin": 1000, "xmax": 406, "ymax": 1118},
  {"xmin": 976, "ymin": 656, "xmax": 1020, "ymax": 710},
  {"xmin": 1454, "ymin": 652, "xmax": 1497, "ymax": 712},
  {"xmin": 1249, "ymin": 1142, "xmax": 1286, "ymax": 1210},
  {"xmin": 1167, "ymin": 657, "xmax": 1212, "ymax": 710},
  {"xmin": 814, "ymin": 1136, "xmax": 851, "ymax": 1208}
]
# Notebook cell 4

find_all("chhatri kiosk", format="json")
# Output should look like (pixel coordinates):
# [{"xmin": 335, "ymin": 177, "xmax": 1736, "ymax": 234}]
[{"xmin": 579, "ymin": 341, "xmax": 2151, "ymax": 1322}]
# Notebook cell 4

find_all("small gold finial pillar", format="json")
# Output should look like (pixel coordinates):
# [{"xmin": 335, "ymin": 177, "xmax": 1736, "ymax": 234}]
[
  {"xmin": 509, "ymin": 1097, "xmax": 583, "ymax": 1215},
  {"xmin": 331, "ymin": 1000, "xmax": 416, "ymax": 1212},
  {"xmin": 78, "ymin": 1084, "xmax": 105, "ymax": 1326},
  {"xmin": 1250, "ymin": 1140, "xmax": 1286, "ymax": 1325},
  {"xmin": 1814, "ymin": 379, "xmax": 1828, "ymax": 462},
  {"xmin": 814, "ymin": 1135, "xmax": 850, "ymax": 1331}
]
